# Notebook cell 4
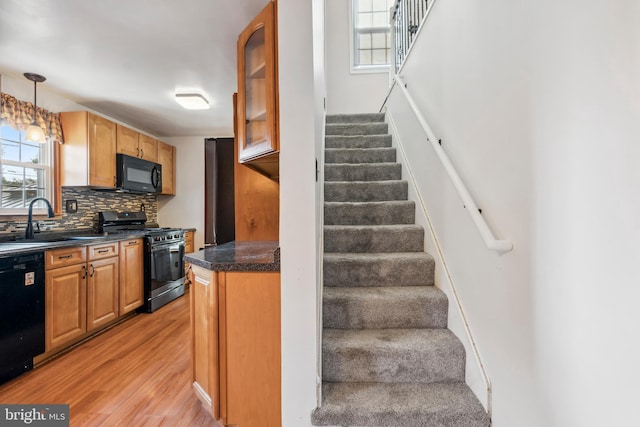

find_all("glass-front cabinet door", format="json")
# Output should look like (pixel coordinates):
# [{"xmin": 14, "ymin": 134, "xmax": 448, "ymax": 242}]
[{"xmin": 237, "ymin": 2, "xmax": 278, "ymax": 174}]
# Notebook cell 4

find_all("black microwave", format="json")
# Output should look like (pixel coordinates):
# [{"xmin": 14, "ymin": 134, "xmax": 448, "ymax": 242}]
[{"xmin": 116, "ymin": 154, "xmax": 162, "ymax": 193}]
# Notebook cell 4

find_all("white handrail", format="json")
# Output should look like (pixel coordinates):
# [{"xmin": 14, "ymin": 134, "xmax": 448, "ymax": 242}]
[{"xmin": 394, "ymin": 74, "xmax": 513, "ymax": 253}]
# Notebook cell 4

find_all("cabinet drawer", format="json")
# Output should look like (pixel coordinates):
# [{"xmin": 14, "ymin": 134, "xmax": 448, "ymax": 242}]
[
  {"xmin": 88, "ymin": 242, "xmax": 119, "ymax": 260},
  {"xmin": 46, "ymin": 247, "xmax": 87, "ymax": 270}
]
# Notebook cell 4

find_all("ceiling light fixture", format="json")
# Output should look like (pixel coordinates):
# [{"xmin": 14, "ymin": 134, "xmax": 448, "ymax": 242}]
[
  {"xmin": 175, "ymin": 93, "xmax": 210, "ymax": 110},
  {"xmin": 24, "ymin": 72, "xmax": 47, "ymax": 144}
]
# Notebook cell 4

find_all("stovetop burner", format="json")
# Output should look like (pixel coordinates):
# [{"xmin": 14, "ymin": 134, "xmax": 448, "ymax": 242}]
[{"xmin": 97, "ymin": 211, "xmax": 183, "ymax": 240}]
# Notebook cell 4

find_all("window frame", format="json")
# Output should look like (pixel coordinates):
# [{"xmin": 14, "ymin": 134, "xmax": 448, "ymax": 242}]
[
  {"xmin": 0, "ymin": 125, "xmax": 56, "ymax": 217},
  {"xmin": 349, "ymin": 0, "xmax": 393, "ymax": 75}
]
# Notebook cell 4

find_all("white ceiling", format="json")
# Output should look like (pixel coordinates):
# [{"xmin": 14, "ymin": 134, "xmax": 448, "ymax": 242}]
[{"xmin": 0, "ymin": 0, "xmax": 268, "ymax": 138}]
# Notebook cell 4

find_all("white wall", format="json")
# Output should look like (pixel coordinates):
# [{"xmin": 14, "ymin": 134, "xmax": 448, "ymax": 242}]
[
  {"xmin": 325, "ymin": 0, "xmax": 389, "ymax": 114},
  {"xmin": 278, "ymin": 0, "xmax": 319, "ymax": 426},
  {"xmin": 157, "ymin": 136, "xmax": 208, "ymax": 251},
  {"xmin": 529, "ymin": 1, "xmax": 640, "ymax": 426},
  {"xmin": 312, "ymin": 0, "xmax": 327, "ymax": 407},
  {"xmin": 1, "ymin": 72, "xmax": 85, "ymax": 114},
  {"xmin": 385, "ymin": 0, "xmax": 640, "ymax": 426}
]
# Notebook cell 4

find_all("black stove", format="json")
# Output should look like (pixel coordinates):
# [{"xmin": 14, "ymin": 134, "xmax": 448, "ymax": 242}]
[{"xmin": 98, "ymin": 211, "xmax": 185, "ymax": 313}]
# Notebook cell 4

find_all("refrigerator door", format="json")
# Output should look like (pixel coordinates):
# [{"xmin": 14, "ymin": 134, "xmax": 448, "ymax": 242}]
[{"xmin": 205, "ymin": 138, "xmax": 235, "ymax": 246}]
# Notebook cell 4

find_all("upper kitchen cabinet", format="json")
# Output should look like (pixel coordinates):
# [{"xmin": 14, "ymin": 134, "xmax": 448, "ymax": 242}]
[
  {"xmin": 138, "ymin": 134, "xmax": 158, "ymax": 163},
  {"xmin": 237, "ymin": 1, "xmax": 279, "ymax": 179},
  {"xmin": 60, "ymin": 112, "xmax": 117, "ymax": 188},
  {"xmin": 116, "ymin": 126, "xmax": 158, "ymax": 163},
  {"xmin": 157, "ymin": 141, "xmax": 176, "ymax": 195}
]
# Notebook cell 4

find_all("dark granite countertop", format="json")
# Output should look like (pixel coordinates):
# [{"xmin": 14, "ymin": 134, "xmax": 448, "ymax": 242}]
[
  {"xmin": 0, "ymin": 230, "xmax": 147, "ymax": 256},
  {"xmin": 184, "ymin": 240, "xmax": 280, "ymax": 272}
]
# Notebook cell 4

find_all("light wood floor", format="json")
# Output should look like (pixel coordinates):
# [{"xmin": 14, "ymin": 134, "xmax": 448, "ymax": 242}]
[{"xmin": 0, "ymin": 290, "xmax": 218, "ymax": 426}]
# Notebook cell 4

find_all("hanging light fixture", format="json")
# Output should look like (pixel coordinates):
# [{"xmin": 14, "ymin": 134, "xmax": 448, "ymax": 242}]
[{"xmin": 24, "ymin": 72, "xmax": 47, "ymax": 144}]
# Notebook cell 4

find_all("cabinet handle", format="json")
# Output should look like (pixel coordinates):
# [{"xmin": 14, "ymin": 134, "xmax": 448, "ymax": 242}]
[
  {"xmin": 140, "ymin": 148, "xmax": 144, "ymax": 158},
  {"xmin": 89, "ymin": 264, "xmax": 95, "ymax": 277},
  {"xmin": 128, "ymin": 241, "xmax": 138, "ymax": 245},
  {"xmin": 58, "ymin": 254, "xmax": 73, "ymax": 260},
  {"xmin": 82, "ymin": 265, "xmax": 87, "ymax": 279},
  {"xmin": 97, "ymin": 249, "xmax": 110, "ymax": 254}
]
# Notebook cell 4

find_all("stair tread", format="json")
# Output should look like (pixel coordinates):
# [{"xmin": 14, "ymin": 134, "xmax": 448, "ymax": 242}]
[
  {"xmin": 324, "ymin": 252, "xmax": 434, "ymax": 261},
  {"xmin": 325, "ymin": 224, "xmax": 423, "ymax": 230},
  {"xmin": 323, "ymin": 286, "xmax": 448, "ymax": 329},
  {"xmin": 312, "ymin": 382, "xmax": 490, "ymax": 427},
  {"xmin": 324, "ymin": 328, "xmax": 462, "ymax": 350},
  {"xmin": 324, "ymin": 285, "xmax": 446, "ymax": 300},
  {"xmin": 324, "ymin": 200, "xmax": 414, "ymax": 206}
]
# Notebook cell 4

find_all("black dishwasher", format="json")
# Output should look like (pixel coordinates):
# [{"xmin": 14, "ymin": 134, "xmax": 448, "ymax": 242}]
[{"xmin": 0, "ymin": 251, "xmax": 45, "ymax": 385}]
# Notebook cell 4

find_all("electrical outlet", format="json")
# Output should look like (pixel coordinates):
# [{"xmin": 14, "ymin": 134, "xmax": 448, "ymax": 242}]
[{"xmin": 65, "ymin": 199, "xmax": 78, "ymax": 213}]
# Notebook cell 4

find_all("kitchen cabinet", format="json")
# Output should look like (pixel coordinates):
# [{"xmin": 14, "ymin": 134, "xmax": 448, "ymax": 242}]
[
  {"xmin": 116, "ymin": 124, "xmax": 140, "ymax": 158},
  {"xmin": 119, "ymin": 238, "xmax": 144, "ymax": 315},
  {"xmin": 45, "ymin": 248, "xmax": 87, "ymax": 351},
  {"xmin": 190, "ymin": 265, "xmax": 281, "ymax": 426},
  {"xmin": 183, "ymin": 230, "xmax": 195, "ymax": 288},
  {"xmin": 44, "ymin": 241, "xmax": 123, "ymax": 352},
  {"xmin": 138, "ymin": 134, "xmax": 159, "ymax": 162},
  {"xmin": 157, "ymin": 141, "xmax": 176, "ymax": 195},
  {"xmin": 60, "ymin": 111, "xmax": 117, "ymax": 188},
  {"xmin": 184, "ymin": 230, "xmax": 195, "ymax": 254},
  {"xmin": 117, "ymin": 125, "xmax": 158, "ymax": 161},
  {"xmin": 86, "ymin": 242, "xmax": 119, "ymax": 332},
  {"xmin": 237, "ymin": 1, "xmax": 279, "ymax": 179}
]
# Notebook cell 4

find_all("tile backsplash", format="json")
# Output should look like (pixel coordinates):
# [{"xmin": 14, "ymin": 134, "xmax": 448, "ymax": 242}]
[{"xmin": 0, "ymin": 188, "xmax": 157, "ymax": 233}]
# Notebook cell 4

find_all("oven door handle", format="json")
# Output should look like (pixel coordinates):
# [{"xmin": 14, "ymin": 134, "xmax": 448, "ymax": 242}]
[{"xmin": 150, "ymin": 243, "xmax": 183, "ymax": 252}]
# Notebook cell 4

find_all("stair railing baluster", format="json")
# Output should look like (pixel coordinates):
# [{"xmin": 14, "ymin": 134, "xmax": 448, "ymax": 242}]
[{"xmin": 391, "ymin": 0, "xmax": 438, "ymax": 72}]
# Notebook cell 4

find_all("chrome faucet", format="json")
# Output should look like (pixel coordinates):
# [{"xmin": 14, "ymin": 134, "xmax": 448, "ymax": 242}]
[{"xmin": 25, "ymin": 197, "xmax": 54, "ymax": 239}]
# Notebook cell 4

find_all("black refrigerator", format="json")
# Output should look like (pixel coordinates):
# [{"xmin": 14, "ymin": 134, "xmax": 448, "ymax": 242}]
[{"xmin": 205, "ymin": 138, "xmax": 235, "ymax": 246}]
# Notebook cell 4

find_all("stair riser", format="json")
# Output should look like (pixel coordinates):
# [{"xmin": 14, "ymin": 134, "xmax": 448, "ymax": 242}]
[
  {"xmin": 324, "ymin": 181, "xmax": 408, "ymax": 202},
  {"xmin": 324, "ymin": 255, "xmax": 435, "ymax": 287},
  {"xmin": 325, "ymin": 148, "xmax": 396, "ymax": 164},
  {"xmin": 326, "ymin": 113, "xmax": 385, "ymax": 124},
  {"xmin": 324, "ymin": 202, "xmax": 415, "ymax": 225},
  {"xmin": 325, "ymin": 164, "xmax": 402, "ymax": 182},
  {"xmin": 323, "ymin": 291, "xmax": 448, "ymax": 329},
  {"xmin": 325, "ymin": 135, "xmax": 393, "ymax": 149},
  {"xmin": 323, "ymin": 333, "xmax": 465, "ymax": 383},
  {"xmin": 324, "ymin": 227, "xmax": 424, "ymax": 253},
  {"xmin": 326, "ymin": 123, "xmax": 388, "ymax": 136}
]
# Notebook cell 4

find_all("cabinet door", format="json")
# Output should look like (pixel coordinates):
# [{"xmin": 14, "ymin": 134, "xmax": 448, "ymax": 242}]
[
  {"xmin": 116, "ymin": 125, "xmax": 140, "ymax": 158},
  {"xmin": 88, "ymin": 113, "xmax": 117, "ymax": 188},
  {"xmin": 45, "ymin": 264, "xmax": 87, "ymax": 351},
  {"xmin": 139, "ymin": 134, "xmax": 158, "ymax": 162},
  {"xmin": 119, "ymin": 239, "xmax": 144, "ymax": 315},
  {"xmin": 190, "ymin": 266, "xmax": 220, "ymax": 420},
  {"xmin": 237, "ymin": 2, "xmax": 277, "ymax": 163},
  {"xmin": 185, "ymin": 230, "xmax": 195, "ymax": 253},
  {"xmin": 157, "ymin": 141, "xmax": 176, "ymax": 195},
  {"xmin": 87, "ymin": 257, "xmax": 119, "ymax": 331}
]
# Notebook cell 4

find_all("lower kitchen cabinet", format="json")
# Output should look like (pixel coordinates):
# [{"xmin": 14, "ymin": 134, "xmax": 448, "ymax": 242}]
[
  {"xmin": 45, "ymin": 263, "xmax": 87, "ymax": 351},
  {"xmin": 190, "ymin": 265, "xmax": 281, "ymax": 427},
  {"xmin": 119, "ymin": 238, "xmax": 144, "ymax": 314},
  {"xmin": 43, "ymin": 239, "xmax": 141, "ymax": 356},
  {"xmin": 87, "ymin": 256, "xmax": 119, "ymax": 331}
]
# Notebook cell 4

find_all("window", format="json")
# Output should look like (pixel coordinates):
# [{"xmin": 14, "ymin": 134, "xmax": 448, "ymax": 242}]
[
  {"xmin": 351, "ymin": 0, "xmax": 394, "ymax": 72},
  {"xmin": 0, "ymin": 125, "xmax": 53, "ymax": 214}
]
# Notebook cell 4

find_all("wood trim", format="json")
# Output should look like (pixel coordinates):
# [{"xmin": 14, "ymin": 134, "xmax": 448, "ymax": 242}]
[
  {"xmin": 53, "ymin": 140, "xmax": 62, "ymax": 215},
  {"xmin": 218, "ymin": 271, "xmax": 228, "ymax": 425},
  {"xmin": 224, "ymin": 271, "xmax": 281, "ymax": 426}
]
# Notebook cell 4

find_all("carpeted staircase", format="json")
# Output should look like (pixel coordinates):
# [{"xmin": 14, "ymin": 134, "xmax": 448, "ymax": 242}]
[{"xmin": 311, "ymin": 113, "xmax": 490, "ymax": 427}]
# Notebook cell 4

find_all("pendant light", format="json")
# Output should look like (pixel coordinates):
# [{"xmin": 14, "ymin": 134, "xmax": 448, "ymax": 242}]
[{"xmin": 24, "ymin": 72, "xmax": 47, "ymax": 144}]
